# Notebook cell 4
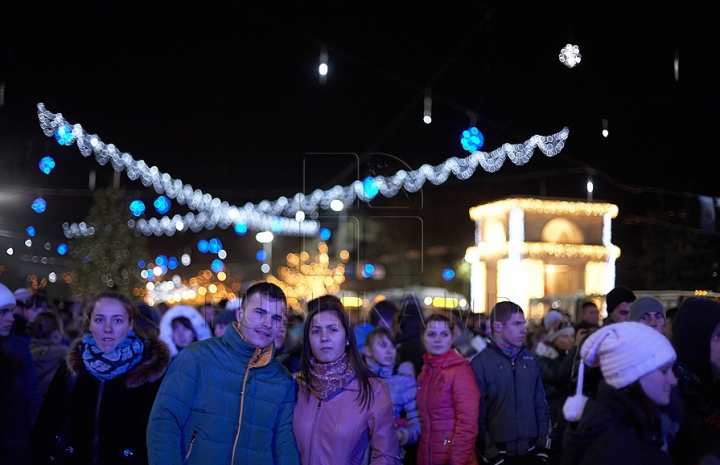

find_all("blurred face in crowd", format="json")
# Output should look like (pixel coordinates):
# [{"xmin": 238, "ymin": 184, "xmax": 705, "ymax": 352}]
[
  {"xmin": 213, "ymin": 322, "xmax": 229, "ymax": 338},
  {"xmin": 274, "ymin": 317, "xmax": 287, "ymax": 349},
  {"xmin": 423, "ymin": 320, "xmax": 453, "ymax": 356},
  {"xmin": 172, "ymin": 321, "xmax": 196, "ymax": 350},
  {"xmin": 711, "ymin": 323, "xmax": 720, "ymax": 368},
  {"xmin": 610, "ymin": 302, "xmax": 632, "ymax": 323},
  {"xmin": 638, "ymin": 312, "xmax": 666, "ymax": 334},
  {"xmin": 25, "ymin": 304, "xmax": 44, "ymax": 323},
  {"xmin": 493, "ymin": 312, "xmax": 527, "ymax": 347},
  {"xmin": 575, "ymin": 326, "xmax": 597, "ymax": 345},
  {"xmin": 553, "ymin": 332, "xmax": 575, "ymax": 352},
  {"xmin": 0, "ymin": 303, "xmax": 15, "ymax": 337},
  {"xmin": 582, "ymin": 304, "xmax": 600, "ymax": 326},
  {"xmin": 90, "ymin": 298, "xmax": 133, "ymax": 352},
  {"xmin": 309, "ymin": 310, "xmax": 347, "ymax": 363},
  {"xmin": 639, "ymin": 362, "xmax": 677, "ymax": 406},
  {"xmin": 365, "ymin": 334, "xmax": 397, "ymax": 368},
  {"xmin": 237, "ymin": 293, "xmax": 284, "ymax": 349}
]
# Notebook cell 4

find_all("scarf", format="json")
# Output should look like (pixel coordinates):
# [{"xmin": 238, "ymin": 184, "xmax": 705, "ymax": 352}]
[
  {"xmin": 80, "ymin": 331, "xmax": 144, "ymax": 380},
  {"xmin": 308, "ymin": 352, "xmax": 356, "ymax": 400},
  {"xmin": 493, "ymin": 337, "xmax": 520, "ymax": 361}
]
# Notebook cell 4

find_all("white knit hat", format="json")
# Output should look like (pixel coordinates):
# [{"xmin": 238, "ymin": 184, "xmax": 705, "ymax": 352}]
[
  {"xmin": 544, "ymin": 310, "xmax": 575, "ymax": 342},
  {"xmin": 563, "ymin": 322, "xmax": 676, "ymax": 422},
  {"xmin": 0, "ymin": 283, "xmax": 14, "ymax": 308}
]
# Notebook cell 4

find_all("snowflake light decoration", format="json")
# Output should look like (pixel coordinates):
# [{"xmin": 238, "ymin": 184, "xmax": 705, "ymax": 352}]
[{"xmin": 559, "ymin": 44, "xmax": 582, "ymax": 68}]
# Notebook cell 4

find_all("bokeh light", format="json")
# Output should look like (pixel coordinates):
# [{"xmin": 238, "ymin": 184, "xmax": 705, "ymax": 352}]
[
  {"xmin": 39, "ymin": 156, "xmax": 56, "ymax": 175},
  {"xmin": 129, "ymin": 200, "xmax": 145, "ymax": 217},
  {"xmin": 154, "ymin": 195, "xmax": 171, "ymax": 214},
  {"xmin": 32, "ymin": 198, "xmax": 47, "ymax": 213}
]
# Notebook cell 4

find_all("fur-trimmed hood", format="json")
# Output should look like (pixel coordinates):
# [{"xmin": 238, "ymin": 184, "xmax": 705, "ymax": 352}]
[
  {"xmin": 158, "ymin": 304, "xmax": 212, "ymax": 357},
  {"xmin": 67, "ymin": 335, "xmax": 171, "ymax": 389}
]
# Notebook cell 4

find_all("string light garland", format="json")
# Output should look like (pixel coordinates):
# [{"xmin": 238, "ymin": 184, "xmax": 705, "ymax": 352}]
[{"xmin": 38, "ymin": 104, "xmax": 569, "ymax": 238}]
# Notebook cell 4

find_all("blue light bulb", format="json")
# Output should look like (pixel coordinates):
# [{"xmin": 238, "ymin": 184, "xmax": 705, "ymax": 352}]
[
  {"xmin": 235, "ymin": 223, "xmax": 247, "ymax": 235},
  {"xmin": 319, "ymin": 228, "xmax": 331, "ymax": 241},
  {"xmin": 54, "ymin": 124, "xmax": 74, "ymax": 146},
  {"xmin": 39, "ymin": 156, "xmax": 56, "ymax": 175},
  {"xmin": 362, "ymin": 177, "xmax": 379, "ymax": 199},
  {"xmin": 154, "ymin": 195, "xmax": 171, "ymax": 215},
  {"xmin": 198, "ymin": 239, "xmax": 210, "ymax": 253},
  {"xmin": 129, "ymin": 200, "xmax": 145, "ymax": 217},
  {"xmin": 32, "ymin": 198, "xmax": 47, "ymax": 214}
]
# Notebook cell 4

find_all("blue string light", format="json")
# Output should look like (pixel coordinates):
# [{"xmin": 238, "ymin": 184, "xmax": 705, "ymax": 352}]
[
  {"xmin": 211, "ymin": 259, "xmax": 224, "ymax": 273},
  {"xmin": 256, "ymin": 250, "xmax": 267, "ymax": 262},
  {"xmin": 198, "ymin": 239, "xmax": 210, "ymax": 253},
  {"xmin": 235, "ymin": 223, "xmax": 247, "ymax": 235},
  {"xmin": 319, "ymin": 228, "xmax": 331, "ymax": 241},
  {"xmin": 208, "ymin": 238, "xmax": 222, "ymax": 254},
  {"xmin": 129, "ymin": 200, "xmax": 146, "ymax": 217},
  {"xmin": 39, "ymin": 156, "xmax": 56, "ymax": 175},
  {"xmin": 54, "ymin": 124, "xmax": 74, "ymax": 146},
  {"xmin": 168, "ymin": 256, "xmax": 178, "ymax": 270},
  {"xmin": 32, "ymin": 198, "xmax": 47, "ymax": 214},
  {"xmin": 26, "ymin": 226, "xmax": 36, "ymax": 237},
  {"xmin": 442, "ymin": 268, "xmax": 455, "ymax": 281},
  {"xmin": 362, "ymin": 177, "xmax": 379, "ymax": 199},
  {"xmin": 362, "ymin": 263, "xmax": 375, "ymax": 278},
  {"xmin": 155, "ymin": 255, "xmax": 168, "ymax": 266},
  {"xmin": 138, "ymin": 259, "xmax": 146, "ymax": 268},
  {"xmin": 460, "ymin": 127, "xmax": 484, "ymax": 153},
  {"xmin": 154, "ymin": 195, "xmax": 171, "ymax": 214},
  {"xmin": 56, "ymin": 243, "xmax": 68, "ymax": 255}
]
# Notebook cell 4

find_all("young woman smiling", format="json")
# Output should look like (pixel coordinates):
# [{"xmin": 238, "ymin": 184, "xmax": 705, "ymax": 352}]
[
  {"xmin": 32, "ymin": 291, "xmax": 170, "ymax": 465},
  {"xmin": 293, "ymin": 295, "xmax": 401, "ymax": 464}
]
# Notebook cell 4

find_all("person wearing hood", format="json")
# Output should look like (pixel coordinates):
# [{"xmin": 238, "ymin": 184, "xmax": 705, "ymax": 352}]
[
  {"xmin": 536, "ymin": 310, "xmax": 575, "ymax": 463},
  {"xmin": 669, "ymin": 297, "xmax": 720, "ymax": 464},
  {"xmin": 416, "ymin": 314, "xmax": 479, "ymax": 465},
  {"xmin": 0, "ymin": 283, "xmax": 42, "ymax": 427},
  {"xmin": 562, "ymin": 322, "xmax": 678, "ymax": 465},
  {"xmin": 31, "ymin": 291, "xmax": 170, "ymax": 464},
  {"xmin": 27, "ymin": 311, "xmax": 69, "ymax": 396},
  {"xmin": 158, "ymin": 304, "xmax": 211, "ymax": 360}
]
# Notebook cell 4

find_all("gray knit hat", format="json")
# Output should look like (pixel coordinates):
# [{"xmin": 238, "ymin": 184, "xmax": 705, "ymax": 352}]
[{"xmin": 629, "ymin": 296, "xmax": 665, "ymax": 322}]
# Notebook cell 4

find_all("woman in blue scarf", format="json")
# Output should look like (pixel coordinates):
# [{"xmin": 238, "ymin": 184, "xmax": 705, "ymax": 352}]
[{"xmin": 32, "ymin": 291, "xmax": 170, "ymax": 464}]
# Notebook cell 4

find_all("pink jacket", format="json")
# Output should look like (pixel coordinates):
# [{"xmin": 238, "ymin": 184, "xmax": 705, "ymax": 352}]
[
  {"xmin": 293, "ymin": 377, "xmax": 401, "ymax": 465},
  {"xmin": 417, "ymin": 349, "xmax": 480, "ymax": 465}
]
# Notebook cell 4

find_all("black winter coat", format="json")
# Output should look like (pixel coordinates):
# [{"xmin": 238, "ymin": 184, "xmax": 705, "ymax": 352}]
[
  {"xmin": 563, "ymin": 381, "xmax": 675, "ymax": 465},
  {"xmin": 32, "ymin": 335, "xmax": 170, "ymax": 465}
]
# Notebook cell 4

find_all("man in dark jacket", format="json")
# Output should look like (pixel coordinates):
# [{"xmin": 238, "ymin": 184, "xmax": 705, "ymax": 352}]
[
  {"xmin": 147, "ymin": 282, "xmax": 300, "ymax": 464},
  {"xmin": 471, "ymin": 301, "xmax": 551, "ymax": 464}
]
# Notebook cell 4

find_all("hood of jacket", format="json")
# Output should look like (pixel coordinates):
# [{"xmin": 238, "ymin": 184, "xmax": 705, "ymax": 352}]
[
  {"xmin": 158, "ymin": 304, "xmax": 212, "ymax": 357},
  {"xmin": 67, "ymin": 334, "xmax": 171, "ymax": 389},
  {"xmin": 422, "ymin": 347, "xmax": 468, "ymax": 368}
]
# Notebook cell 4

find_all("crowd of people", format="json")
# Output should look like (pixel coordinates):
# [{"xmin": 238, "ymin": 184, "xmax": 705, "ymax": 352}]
[{"xmin": 1, "ymin": 280, "xmax": 719, "ymax": 464}]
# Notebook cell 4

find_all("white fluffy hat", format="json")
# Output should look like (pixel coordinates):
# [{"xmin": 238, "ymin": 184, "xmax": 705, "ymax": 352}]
[
  {"xmin": 544, "ymin": 310, "xmax": 575, "ymax": 342},
  {"xmin": 0, "ymin": 283, "xmax": 14, "ymax": 308},
  {"xmin": 564, "ymin": 322, "xmax": 676, "ymax": 422}
]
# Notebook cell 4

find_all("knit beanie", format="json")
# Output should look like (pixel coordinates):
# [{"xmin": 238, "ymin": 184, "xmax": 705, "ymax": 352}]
[
  {"xmin": 564, "ymin": 322, "xmax": 676, "ymax": 422},
  {"xmin": 671, "ymin": 297, "xmax": 720, "ymax": 383},
  {"xmin": 544, "ymin": 310, "xmax": 575, "ymax": 342},
  {"xmin": 0, "ymin": 283, "xmax": 14, "ymax": 308},
  {"xmin": 606, "ymin": 286, "xmax": 636, "ymax": 315},
  {"xmin": 629, "ymin": 296, "xmax": 666, "ymax": 322}
]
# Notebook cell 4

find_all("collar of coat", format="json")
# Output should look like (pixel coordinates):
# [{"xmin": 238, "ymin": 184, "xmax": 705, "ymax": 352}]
[
  {"xmin": 422, "ymin": 348, "xmax": 468, "ymax": 368},
  {"xmin": 228, "ymin": 321, "xmax": 274, "ymax": 368},
  {"xmin": 67, "ymin": 334, "xmax": 171, "ymax": 389}
]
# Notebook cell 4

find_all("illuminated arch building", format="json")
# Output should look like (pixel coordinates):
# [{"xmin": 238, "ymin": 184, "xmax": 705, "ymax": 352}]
[{"xmin": 465, "ymin": 197, "xmax": 620, "ymax": 319}]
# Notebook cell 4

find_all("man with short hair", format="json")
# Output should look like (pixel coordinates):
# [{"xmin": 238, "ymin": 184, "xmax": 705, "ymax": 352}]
[
  {"xmin": 579, "ymin": 301, "xmax": 600, "ymax": 327},
  {"xmin": 471, "ymin": 301, "xmax": 551, "ymax": 464},
  {"xmin": 629, "ymin": 296, "xmax": 666, "ymax": 334},
  {"xmin": 147, "ymin": 282, "xmax": 300, "ymax": 464},
  {"xmin": 603, "ymin": 286, "xmax": 636, "ymax": 325}
]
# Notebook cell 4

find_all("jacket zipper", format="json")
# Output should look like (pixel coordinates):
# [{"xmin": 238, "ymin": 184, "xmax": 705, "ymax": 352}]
[
  {"xmin": 183, "ymin": 427, "xmax": 199, "ymax": 464},
  {"xmin": 92, "ymin": 379, "xmax": 105, "ymax": 465},
  {"xmin": 231, "ymin": 350, "xmax": 264, "ymax": 464},
  {"xmin": 307, "ymin": 399, "xmax": 322, "ymax": 464}
]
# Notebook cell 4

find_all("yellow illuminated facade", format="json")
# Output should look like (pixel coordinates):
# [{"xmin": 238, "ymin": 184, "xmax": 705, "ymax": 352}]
[{"xmin": 466, "ymin": 197, "xmax": 620, "ymax": 319}]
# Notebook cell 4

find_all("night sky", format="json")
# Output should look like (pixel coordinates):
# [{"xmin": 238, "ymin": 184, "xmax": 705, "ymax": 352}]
[{"xmin": 2, "ymin": 1, "xmax": 720, "ymax": 293}]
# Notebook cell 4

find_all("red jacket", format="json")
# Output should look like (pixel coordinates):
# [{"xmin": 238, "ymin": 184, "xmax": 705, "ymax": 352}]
[
  {"xmin": 417, "ymin": 349, "xmax": 480, "ymax": 465},
  {"xmin": 293, "ymin": 377, "xmax": 401, "ymax": 464}
]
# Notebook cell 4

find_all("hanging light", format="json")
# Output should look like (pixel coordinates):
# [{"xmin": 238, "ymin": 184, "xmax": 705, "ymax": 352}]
[
  {"xmin": 423, "ymin": 88, "xmax": 432, "ymax": 124},
  {"xmin": 559, "ymin": 44, "xmax": 582, "ymax": 68},
  {"xmin": 602, "ymin": 119, "xmax": 609, "ymax": 138},
  {"xmin": 319, "ymin": 44, "xmax": 328, "ymax": 85}
]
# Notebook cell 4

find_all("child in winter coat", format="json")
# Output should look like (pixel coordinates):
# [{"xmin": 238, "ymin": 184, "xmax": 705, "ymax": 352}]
[
  {"xmin": 417, "ymin": 314, "xmax": 479, "ymax": 465},
  {"xmin": 363, "ymin": 327, "xmax": 421, "ymax": 460}
]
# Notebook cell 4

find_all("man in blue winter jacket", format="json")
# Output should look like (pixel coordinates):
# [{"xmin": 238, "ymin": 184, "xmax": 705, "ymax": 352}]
[
  {"xmin": 147, "ymin": 282, "xmax": 300, "ymax": 464},
  {"xmin": 471, "ymin": 301, "xmax": 552, "ymax": 464}
]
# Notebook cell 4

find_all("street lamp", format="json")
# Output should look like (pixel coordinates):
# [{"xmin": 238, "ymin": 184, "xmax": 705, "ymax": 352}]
[{"xmin": 255, "ymin": 231, "xmax": 274, "ymax": 276}]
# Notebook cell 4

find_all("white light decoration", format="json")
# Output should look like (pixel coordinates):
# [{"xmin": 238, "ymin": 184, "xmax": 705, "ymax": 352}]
[
  {"xmin": 48, "ymin": 272, "xmax": 57, "ymax": 283},
  {"xmin": 38, "ymin": 104, "xmax": 570, "ymax": 238},
  {"xmin": 319, "ymin": 44, "xmax": 328, "ymax": 85},
  {"xmin": 423, "ymin": 88, "xmax": 432, "ymax": 124},
  {"xmin": 602, "ymin": 118, "xmax": 608, "ymax": 138},
  {"xmin": 559, "ymin": 44, "xmax": 582, "ymax": 68}
]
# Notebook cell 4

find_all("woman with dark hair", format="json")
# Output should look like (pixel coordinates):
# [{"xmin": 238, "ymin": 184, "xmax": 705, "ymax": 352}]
[
  {"xmin": 394, "ymin": 298, "xmax": 426, "ymax": 377},
  {"xmin": 32, "ymin": 291, "xmax": 170, "ymax": 464},
  {"xmin": 416, "ymin": 314, "xmax": 479, "ymax": 465},
  {"xmin": 563, "ymin": 322, "xmax": 678, "ymax": 464},
  {"xmin": 293, "ymin": 295, "xmax": 401, "ymax": 464},
  {"xmin": 28, "ymin": 312, "xmax": 69, "ymax": 395}
]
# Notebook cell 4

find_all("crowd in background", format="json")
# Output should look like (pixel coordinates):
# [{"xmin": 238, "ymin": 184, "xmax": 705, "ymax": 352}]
[{"xmin": 1, "ymin": 281, "xmax": 719, "ymax": 464}]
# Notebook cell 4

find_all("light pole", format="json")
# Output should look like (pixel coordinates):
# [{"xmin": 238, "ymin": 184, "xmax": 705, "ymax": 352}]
[{"xmin": 255, "ymin": 231, "xmax": 274, "ymax": 277}]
